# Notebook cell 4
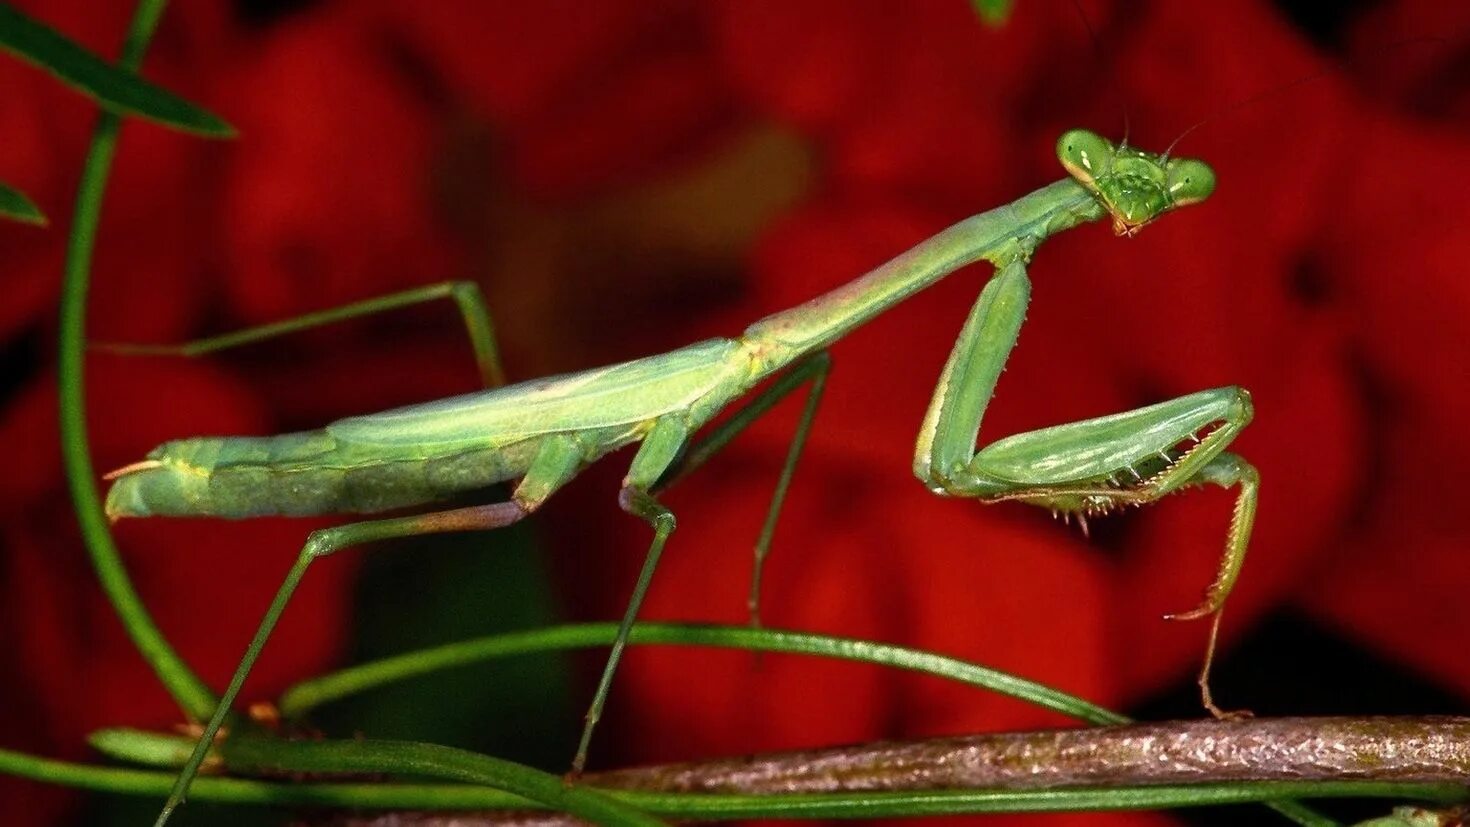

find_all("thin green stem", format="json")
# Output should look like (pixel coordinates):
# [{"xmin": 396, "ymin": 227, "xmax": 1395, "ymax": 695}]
[
  {"xmin": 281, "ymin": 622, "xmax": 1122, "ymax": 723},
  {"xmin": 57, "ymin": 0, "xmax": 215, "ymax": 720},
  {"xmin": 226, "ymin": 738, "xmax": 665, "ymax": 827},
  {"xmin": 1277, "ymin": 799, "xmax": 1353, "ymax": 827},
  {"xmin": 0, "ymin": 745, "xmax": 1459, "ymax": 817},
  {"xmin": 607, "ymin": 785, "xmax": 1460, "ymax": 820}
]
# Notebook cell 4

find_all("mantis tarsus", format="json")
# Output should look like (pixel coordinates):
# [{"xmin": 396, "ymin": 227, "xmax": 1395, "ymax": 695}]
[{"xmin": 105, "ymin": 129, "xmax": 1255, "ymax": 826}]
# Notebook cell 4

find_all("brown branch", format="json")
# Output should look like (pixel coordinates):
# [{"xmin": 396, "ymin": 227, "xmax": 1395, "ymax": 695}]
[{"xmin": 302, "ymin": 716, "xmax": 1470, "ymax": 827}]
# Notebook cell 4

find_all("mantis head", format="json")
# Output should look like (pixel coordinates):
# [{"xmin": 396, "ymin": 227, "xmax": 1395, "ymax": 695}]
[{"xmin": 1056, "ymin": 128, "xmax": 1215, "ymax": 237}]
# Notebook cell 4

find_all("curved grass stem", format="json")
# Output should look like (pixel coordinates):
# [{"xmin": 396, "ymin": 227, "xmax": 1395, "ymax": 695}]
[
  {"xmin": 276, "ymin": 622, "xmax": 1333, "ymax": 825},
  {"xmin": 56, "ymin": 0, "xmax": 215, "ymax": 720},
  {"xmin": 279, "ymin": 622, "xmax": 1122, "ymax": 723}
]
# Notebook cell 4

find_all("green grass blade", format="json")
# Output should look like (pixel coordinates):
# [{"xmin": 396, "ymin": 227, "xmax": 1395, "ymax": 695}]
[
  {"xmin": 278, "ymin": 622, "xmax": 1334, "ymax": 825},
  {"xmin": 227, "ymin": 737, "xmax": 668, "ymax": 827},
  {"xmin": 20, "ymin": 738, "xmax": 662, "ymax": 825},
  {"xmin": 971, "ymin": 0, "xmax": 1015, "ymax": 26},
  {"xmin": 0, "ymin": 2, "xmax": 233, "ymax": 137},
  {"xmin": 609, "ymin": 785, "xmax": 1460, "ymax": 820},
  {"xmin": 16, "ymin": 739, "xmax": 1467, "ymax": 818},
  {"xmin": 278, "ymin": 622, "xmax": 1124, "ymax": 724},
  {"xmin": 0, "ymin": 179, "xmax": 45, "ymax": 224}
]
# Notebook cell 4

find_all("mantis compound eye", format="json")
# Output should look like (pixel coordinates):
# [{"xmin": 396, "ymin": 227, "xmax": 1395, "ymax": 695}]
[
  {"xmin": 1166, "ymin": 158, "xmax": 1216, "ymax": 206},
  {"xmin": 1056, "ymin": 128, "xmax": 1115, "ymax": 185}
]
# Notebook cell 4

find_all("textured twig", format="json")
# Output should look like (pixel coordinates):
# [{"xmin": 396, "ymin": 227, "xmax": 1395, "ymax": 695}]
[{"xmin": 303, "ymin": 717, "xmax": 1470, "ymax": 826}]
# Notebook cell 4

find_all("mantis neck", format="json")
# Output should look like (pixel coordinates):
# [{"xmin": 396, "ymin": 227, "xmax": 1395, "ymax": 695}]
[{"xmin": 739, "ymin": 178, "xmax": 1102, "ymax": 381}]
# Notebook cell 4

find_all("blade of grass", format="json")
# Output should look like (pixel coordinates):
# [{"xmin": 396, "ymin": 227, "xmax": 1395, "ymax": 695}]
[
  {"xmin": 277, "ymin": 622, "xmax": 1333, "ymax": 826},
  {"xmin": 279, "ymin": 622, "xmax": 1121, "ymax": 723},
  {"xmin": 0, "ymin": 179, "xmax": 46, "ymax": 224},
  {"xmin": 971, "ymin": 0, "xmax": 1016, "ymax": 26},
  {"xmin": 0, "ymin": 3, "xmax": 233, "ymax": 136},
  {"xmin": 216, "ymin": 738, "xmax": 668, "ymax": 827}
]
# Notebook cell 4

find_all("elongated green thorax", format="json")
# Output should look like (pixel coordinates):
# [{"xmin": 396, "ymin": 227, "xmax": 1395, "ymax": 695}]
[
  {"xmin": 740, "ymin": 129, "xmax": 1215, "ymax": 377},
  {"xmin": 739, "ymin": 179, "xmax": 1101, "ymax": 379}
]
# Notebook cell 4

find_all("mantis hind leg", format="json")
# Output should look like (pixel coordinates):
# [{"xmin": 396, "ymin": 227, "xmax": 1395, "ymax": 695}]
[
  {"xmin": 154, "ymin": 502, "xmax": 529, "ymax": 825},
  {"xmin": 152, "ymin": 434, "xmax": 584, "ymax": 827},
  {"xmin": 94, "ymin": 281, "xmax": 507, "ymax": 387}
]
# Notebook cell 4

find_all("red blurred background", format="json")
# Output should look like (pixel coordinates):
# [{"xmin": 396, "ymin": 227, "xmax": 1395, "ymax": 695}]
[{"xmin": 1, "ymin": 1, "xmax": 1468, "ymax": 825}]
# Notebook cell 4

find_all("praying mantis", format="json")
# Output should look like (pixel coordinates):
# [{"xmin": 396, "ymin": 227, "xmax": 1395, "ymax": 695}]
[{"xmin": 105, "ymin": 128, "xmax": 1256, "ymax": 826}]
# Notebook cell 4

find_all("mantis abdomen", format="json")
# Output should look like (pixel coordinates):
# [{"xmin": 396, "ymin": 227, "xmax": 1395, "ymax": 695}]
[
  {"xmin": 104, "ymin": 430, "xmax": 541, "ymax": 519},
  {"xmin": 106, "ymin": 337, "xmax": 749, "ymax": 521}
]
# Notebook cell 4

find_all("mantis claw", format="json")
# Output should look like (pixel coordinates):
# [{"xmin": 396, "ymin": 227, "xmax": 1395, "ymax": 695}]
[
  {"xmin": 1201, "ymin": 659, "xmax": 1253, "ymax": 720},
  {"xmin": 1207, "ymin": 704, "xmax": 1255, "ymax": 721},
  {"xmin": 1161, "ymin": 601, "xmax": 1219, "ymax": 623},
  {"xmin": 102, "ymin": 459, "xmax": 163, "ymax": 480},
  {"xmin": 1186, "ymin": 605, "xmax": 1254, "ymax": 719}
]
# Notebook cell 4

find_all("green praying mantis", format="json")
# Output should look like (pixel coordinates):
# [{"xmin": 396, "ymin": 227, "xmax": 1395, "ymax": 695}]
[{"xmin": 104, "ymin": 128, "xmax": 1256, "ymax": 826}]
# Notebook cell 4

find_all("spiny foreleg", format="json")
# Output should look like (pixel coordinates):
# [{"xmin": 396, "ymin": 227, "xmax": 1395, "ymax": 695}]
[
  {"xmin": 992, "ymin": 450, "xmax": 1259, "ymax": 719},
  {"xmin": 907, "ymin": 251, "xmax": 1259, "ymax": 717}
]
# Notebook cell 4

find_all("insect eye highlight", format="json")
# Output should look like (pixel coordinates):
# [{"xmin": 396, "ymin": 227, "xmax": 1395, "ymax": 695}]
[
  {"xmin": 1166, "ymin": 158, "xmax": 1216, "ymax": 205},
  {"xmin": 1056, "ymin": 128, "xmax": 1114, "ymax": 184}
]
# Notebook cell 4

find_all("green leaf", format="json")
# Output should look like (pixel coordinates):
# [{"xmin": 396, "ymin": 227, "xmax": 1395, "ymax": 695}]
[
  {"xmin": 0, "ymin": 179, "xmax": 45, "ymax": 225},
  {"xmin": 971, "ymin": 0, "xmax": 1015, "ymax": 26},
  {"xmin": 0, "ymin": 3, "xmax": 234, "ymax": 137}
]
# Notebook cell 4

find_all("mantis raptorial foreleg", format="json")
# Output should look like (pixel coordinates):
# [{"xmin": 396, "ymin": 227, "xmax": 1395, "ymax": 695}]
[
  {"xmin": 913, "ymin": 257, "xmax": 1258, "ymax": 716},
  {"xmin": 96, "ymin": 280, "xmax": 507, "ymax": 388}
]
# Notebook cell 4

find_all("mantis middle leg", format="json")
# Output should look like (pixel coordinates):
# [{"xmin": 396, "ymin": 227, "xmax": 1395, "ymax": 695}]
[
  {"xmin": 913, "ymin": 257, "xmax": 1258, "ymax": 717},
  {"xmin": 574, "ymin": 351, "xmax": 831, "ymax": 774},
  {"xmin": 657, "ymin": 351, "xmax": 831, "ymax": 627}
]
